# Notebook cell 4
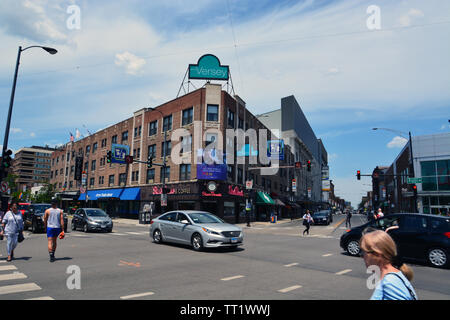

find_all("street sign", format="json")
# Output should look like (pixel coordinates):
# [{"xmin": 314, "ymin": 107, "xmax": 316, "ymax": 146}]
[
  {"xmin": 0, "ymin": 181, "xmax": 8, "ymax": 193},
  {"xmin": 246, "ymin": 180, "xmax": 253, "ymax": 190},
  {"xmin": 407, "ymin": 177, "xmax": 422, "ymax": 184},
  {"xmin": 307, "ymin": 188, "xmax": 311, "ymax": 198},
  {"xmin": 111, "ymin": 144, "xmax": 130, "ymax": 164},
  {"xmin": 161, "ymin": 194, "xmax": 167, "ymax": 206},
  {"xmin": 292, "ymin": 179, "xmax": 297, "ymax": 192}
]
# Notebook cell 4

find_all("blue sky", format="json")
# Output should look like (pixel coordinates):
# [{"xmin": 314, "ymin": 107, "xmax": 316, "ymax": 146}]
[{"xmin": 0, "ymin": 0, "xmax": 449, "ymax": 206}]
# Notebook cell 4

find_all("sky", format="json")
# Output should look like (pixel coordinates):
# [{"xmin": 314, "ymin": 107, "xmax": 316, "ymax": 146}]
[{"xmin": 0, "ymin": 0, "xmax": 449, "ymax": 206}]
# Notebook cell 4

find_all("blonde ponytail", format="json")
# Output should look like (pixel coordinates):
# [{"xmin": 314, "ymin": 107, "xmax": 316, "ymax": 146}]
[{"xmin": 400, "ymin": 263, "xmax": 414, "ymax": 282}]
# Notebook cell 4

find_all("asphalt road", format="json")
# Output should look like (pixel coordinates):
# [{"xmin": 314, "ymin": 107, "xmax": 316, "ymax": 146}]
[{"xmin": 0, "ymin": 214, "xmax": 448, "ymax": 300}]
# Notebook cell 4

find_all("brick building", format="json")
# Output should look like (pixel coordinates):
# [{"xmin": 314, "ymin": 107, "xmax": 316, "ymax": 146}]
[{"xmin": 50, "ymin": 84, "xmax": 300, "ymax": 222}]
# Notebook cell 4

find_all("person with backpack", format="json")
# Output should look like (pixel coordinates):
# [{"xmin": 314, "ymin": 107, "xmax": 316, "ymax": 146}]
[
  {"xmin": 302, "ymin": 210, "xmax": 313, "ymax": 236},
  {"xmin": 0, "ymin": 201, "xmax": 24, "ymax": 262},
  {"xmin": 360, "ymin": 230, "xmax": 417, "ymax": 300}
]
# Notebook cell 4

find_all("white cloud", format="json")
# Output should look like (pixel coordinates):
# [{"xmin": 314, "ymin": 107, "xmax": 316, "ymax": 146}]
[
  {"xmin": 399, "ymin": 8, "xmax": 425, "ymax": 27},
  {"xmin": 387, "ymin": 136, "xmax": 408, "ymax": 148},
  {"xmin": 11, "ymin": 128, "xmax": 22, "ymax": 134},
  {"xmin": 30, "ymin": 132, "xmax": 36, "ymax": 137},
  {"xmin": 328, "ymin": 153, "xmax": 338, "ymax": 162},
  {"xmin": 324, "ymin": 67, "xmax": 340, "ymax": 76},
  {"xmin": 114, "ymin": 51, "xmax": 147, "ymax": 75}
]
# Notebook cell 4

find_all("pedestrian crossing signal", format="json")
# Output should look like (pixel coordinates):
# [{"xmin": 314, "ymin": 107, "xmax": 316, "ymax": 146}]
[{"xmin": 125, "ymin": 155, "xmax": 133, "ymax": 164}]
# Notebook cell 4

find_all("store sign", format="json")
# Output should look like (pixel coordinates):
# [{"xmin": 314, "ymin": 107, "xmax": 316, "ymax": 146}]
[
  {"xmin": 322, "ymin": 179, "xmax": 330, "ymax": 191},
  {"xmin": 321, "ymin": 166, "xmax": 329, "ymax": 180},
  {"xmin": 189, "ymin": 54, "xmax": 229, "ymax": 80},
  {"xmin": 111, "ymin": 143, "xmax": 130, "ymax": 164},
  {"xmin": 228, "ymin": 185, "xmax": 244, "ymax": 197},
  {"xmin": 292, "ymin": 179, "xmax": 297, "ymax": 192},
  {"xmin": 152, "ymin": 186, "xmax": 176, "ymax": 195},
  {"xmin": 197, "ymin": 149, "xmax": 227, "ymax": 180},
  {"xmin": 267, "ymin": 140, "xmax": 284, "ymax": 161},
  {"xmin": 202, "ymin": 191, "xmax": 222, "ymax": 197}
]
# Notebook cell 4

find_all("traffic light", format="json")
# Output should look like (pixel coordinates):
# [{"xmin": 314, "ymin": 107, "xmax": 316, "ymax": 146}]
[
  {"xmin": 307, "ymin": 160, "xmax": 311, "ymax": 172},
  {"xmin": 106, "ymin": 151, "xmax": 112, "ymax": 163},
  {"xmin": 413, "ymin": 184, "xmax": 417, "ymax": 197},
  {"xmin": 147, "ymin": 156, "xmax": 153, "ymax": 168},
  {"xmin": 125, "ymin": 155, "xmax": 133, "ymax": 164},
  {"xmin": 1, "ymin": 150, "xmax": 13, "ymax": 170},
  {"xmin": 295, "ymin": 161, "xmax": 301, "ymax": 169},
  {"xmin": 74, "ymin": 156, "xmax": 83, "ymax": 181},
  {"xmin": 357, "ymin": 170, "xmax": 361, "ymax": 180}
]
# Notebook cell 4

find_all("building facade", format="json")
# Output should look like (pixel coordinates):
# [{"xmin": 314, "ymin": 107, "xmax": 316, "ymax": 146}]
[{"xmin": 50, "ymin": 84, "xmax": 299, "ymax": 222}]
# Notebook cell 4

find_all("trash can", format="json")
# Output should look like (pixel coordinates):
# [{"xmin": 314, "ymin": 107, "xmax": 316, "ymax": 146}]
[
  {"xmin": 139, "ymin": 211, "xmax": 151, "ymax": 224},
  {"xmin": 271, "ymin": 214, "xmax": 277, "ymax": 223}
]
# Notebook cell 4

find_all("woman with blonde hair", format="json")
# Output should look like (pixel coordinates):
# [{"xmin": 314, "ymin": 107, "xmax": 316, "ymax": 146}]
[{"xmin": 360, "ymin": 230, "xmax": 417, "ymax": 300}]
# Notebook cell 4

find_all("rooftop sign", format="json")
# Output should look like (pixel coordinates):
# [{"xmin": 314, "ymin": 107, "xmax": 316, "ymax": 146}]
[{"xmin": 189, "ymin": 54, "xmax": 229, "ymax": 81}]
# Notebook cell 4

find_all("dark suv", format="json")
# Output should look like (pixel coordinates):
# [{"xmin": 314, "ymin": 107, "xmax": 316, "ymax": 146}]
[
  {"xmin": 24, "ymin": 204, "xmax": 68, "ymax": 233},
  {"xmin": 340, "ymin": 213, "xmax": 450, "ymax": 268},
  {"xmin": 312, "ymin": 210, "xmax": 333, "ymax": 225}
]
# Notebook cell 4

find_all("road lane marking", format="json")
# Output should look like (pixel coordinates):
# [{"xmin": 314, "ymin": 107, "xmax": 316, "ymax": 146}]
[
  {"xmin": 110, "ymin": 233, "xmax": 127, "ymax": 236},
  {"xmin": 322, "ymin": 254, "xmax": 333, "ymax": 257},
  {"xmin": 126, "ymin": 232, "xmax": 143, "ymax": 235},
  {"xmin": 119, "ymin": 260, "xmax": 141, "ymax": 268},
  {"xmin": 221, "ymin": 275, "xmax": 245, "ymax": 281},
  {"xmin": 120, "ymin": 292, "xmax": 154, "ymax": 299},
  {"xmin": 0, "ymin": 283, "xmax": 41, "ymax": 295},
  {"xmin": 284, "ymin": 263, "xmax": 299, "ymax": 267},
  {"xmin": 0, "ymin": 265, "xmax": 17, "ymax": 271},
  {"xmin": 0, "ymin": 272, "xmax": 27, "ymax": 281},
  {"xmin": 278, "ymin": 285, "xmax": 302, "ymax": 293},
  {"xmin": 336, "ymin": 269, "xmax": 352, "ymax": 275},
  {"xmin": 26, "ymin": 296, "xmax": 55, "ymax": 300}
]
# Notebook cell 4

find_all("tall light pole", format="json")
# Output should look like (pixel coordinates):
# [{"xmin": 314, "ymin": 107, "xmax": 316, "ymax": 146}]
[
  {"xmin": 1, "ymin": 45, "xmax": 57, "ymax": 182},
  {"xmin": 148, "ymin": 107, "xmax": 167, "ymax": 213},
  {"xmin": 372, "ymin": 127, "xmax": 417, "ymax": 212}
]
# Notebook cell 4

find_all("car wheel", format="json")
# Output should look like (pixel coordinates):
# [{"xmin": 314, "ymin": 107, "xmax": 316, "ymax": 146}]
[
  {"xmin": 153, "ymin": 229, "xmax": 163, "ymax": 243},
  {"xmin": 346, "ymin": 239, "xmax": 360, "ymax": 256},
  {"xmin": 428, "ymin": 248, "xmax": 448, "ymax": 268},
  {"xmin": 83, "ymin": 223, "xmax": 89, "ymax": 233},
  {"xmin": 191, "ymin": 233, "xmax": 203, "ymax": 251},
  {"xmin": 71, "ymin": 221, "xmax": 76, "ymax": 231},
  {"xmin": 31, "ymin": 220, "xmax": 38, "ymax": 233}
]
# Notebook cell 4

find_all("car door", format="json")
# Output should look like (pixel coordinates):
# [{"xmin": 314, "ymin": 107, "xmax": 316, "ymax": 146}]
[
  {"xmin": 159, "ymin": 212, "xmax": 177, "ymax": 242},
  {"xmin": 393, "ymin": 215, "xmax": 429, "ymax": 259},
  {"xmin": 77, "ymin": 210, "xmax": 87, "ymax": 228},
  {"xmin": 173, "ymin": 212, "xmax": 193, "ymax": 244},
  {"xmin": 72, "ymin": 209, "xmax": 80, "ymax": 228}
]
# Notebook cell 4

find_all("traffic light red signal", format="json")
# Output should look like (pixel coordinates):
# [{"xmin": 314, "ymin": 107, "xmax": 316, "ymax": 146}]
[
  {"xmin": 295, "ymin": 161, "xmax": 301, "ymax": 169},
  {"xmin": 307, "ymin": 160, "xmax": 311, "ymax": 171},
  {"xmin": 357, "ymin": 170, "xmax": 361, "ymax": 180},
  {"xmin": 413, "ymin": 184, "xmax": 417, "ymax": 197},
  {"xmin": 125, "ymin": 155, "xmax": 134, "ymax": 164}
]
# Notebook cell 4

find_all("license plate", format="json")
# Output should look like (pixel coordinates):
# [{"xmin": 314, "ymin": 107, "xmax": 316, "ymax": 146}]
[{"xmin": 231, "ymin": 238, "xmax": 238, "ymax": 243}]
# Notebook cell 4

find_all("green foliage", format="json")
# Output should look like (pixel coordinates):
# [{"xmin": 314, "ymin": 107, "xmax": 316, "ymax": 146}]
[{"xmin": 32, "ymin": 183, "xmax": 55, "ymax": 203}]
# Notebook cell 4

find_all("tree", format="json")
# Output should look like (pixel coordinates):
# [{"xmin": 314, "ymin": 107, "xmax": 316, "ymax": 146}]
[{"xmin": 32, "ymin": 183, "xmax": 55, "ymax": 203}]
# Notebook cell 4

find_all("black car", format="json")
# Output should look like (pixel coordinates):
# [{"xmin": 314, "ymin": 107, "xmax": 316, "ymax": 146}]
[
  {"xmin": 312, "ymin": 210, "xmax": 333, "ymax": 225},
  {"xmin": 340, "ymin": 213, "xmax": 450, "ymax": 268},
  {"xmin": 24, "ymin": 204, "xmax": 68, "ymax": 233},
  {"xmin": 72, "ymin": 208, "xmax": 113, "ymax": 233}
]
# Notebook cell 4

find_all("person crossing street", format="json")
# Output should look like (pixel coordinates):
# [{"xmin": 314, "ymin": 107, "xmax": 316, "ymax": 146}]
[
  {"xmin": 346, "ymin": 210, "xmax": 352, "ymax": 228},
  {"xmin": 44, "ymin": 200, "xmax": 65, "ymax": 262},
  {"xmin": 302, "ymin": 210, "xmax": 313, "ymax": 236}
]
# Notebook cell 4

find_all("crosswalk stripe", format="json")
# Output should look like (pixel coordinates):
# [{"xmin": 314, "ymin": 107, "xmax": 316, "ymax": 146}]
[
  {"xmin": 0, "ymin": 272, "xmax": 27, "ymax": 281},
  {"xmin": 221, "ymin": 275, "xmax": 245, "ymax": 281},
  {"xmin": 322, "ymin": 253, "xmax": 333, "ymax": 257},
  {"xmin": 278, "ymin": 285, "xmax": 302, "ymax": 293},
  {"xmin": 0, "ymin": 283, "xmax": 41, "ymax": 295},
  {"xmin": 0, "ymin": 265, "xmax": 17, "ymax": 272},
  {"xmin": 120, "ymin": 292, "xmax": 154, "ymax": 299},
  {"xmin": 126, "ymin": 232, "xmax": 143, "ymax": 235},
  {"xmin": 336, "ymin": 269, "xmax": 352, "ymax": 275},
  {"xmin": 26, "ymin": 296, "xmax": 55, "ymax": 300},
  {"xmin": 110, "ymin": 233, "xmax": 127, "ymax": 236},
  {"xmin": 284, "ymin": 263, "xmax": 299, "ymax": 267}
]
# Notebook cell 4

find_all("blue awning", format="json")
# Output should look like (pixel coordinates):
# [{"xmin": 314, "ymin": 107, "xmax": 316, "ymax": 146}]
[
  {"xmin": 120, "ymin": 187, "xmax": 140, "ymax": 200},
  {"xmin": 78, "ymin": 188, "xmax": 141, "ymax": 201}
]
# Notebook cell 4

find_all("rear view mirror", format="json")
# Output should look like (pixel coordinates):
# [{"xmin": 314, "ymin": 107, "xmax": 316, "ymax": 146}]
[{"xmin": 181, "ymin": 220, "xmax": 190, "ymax": 224}]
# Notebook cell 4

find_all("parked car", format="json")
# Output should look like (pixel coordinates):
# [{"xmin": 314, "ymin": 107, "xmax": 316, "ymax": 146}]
[
  {"xmin": 312, "ymin": 210, "xmax": 333, "ymax": 225},
  {"xmin": 71, "ymin": 208, "xmax": 113, "ymax": 232},
  {"xmin": 18, "ymin": 203, "xmax": 31, "ymax": 216},
  {"xmin": 24, "ymin": 204, "xmax": 68, "ymax": 233},
  {"xmin": 340, "ymin": 213, "xmax": 450, "ymax": 268},
  {"xmin": 150, "ymin": 211, "xmax": 244, "ymax": 251}
]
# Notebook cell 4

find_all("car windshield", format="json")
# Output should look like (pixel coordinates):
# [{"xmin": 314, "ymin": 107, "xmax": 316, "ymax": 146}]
[
  {"xmin": 85, "ymin": 209, "xmax": 108, "ymax": 217},
  {"xmin": 33, "ymin": 205, "xmax": 51, "ymax": 213},
  {"xmin": 187, "ymin": 212, "xmax": 224, "ymax": 224},
  {"xmin": 314, "ymin": 212, "xmax": 328, "ymax": 217},
  {"xmin": 18, "ymin": 204, "xmax": 30, "ymax": 211}
]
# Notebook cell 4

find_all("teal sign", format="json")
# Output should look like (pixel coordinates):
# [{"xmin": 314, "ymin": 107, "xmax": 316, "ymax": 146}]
[{"xmin": 189, "ymin": 54, "xmax": 229, "ymax": 80}]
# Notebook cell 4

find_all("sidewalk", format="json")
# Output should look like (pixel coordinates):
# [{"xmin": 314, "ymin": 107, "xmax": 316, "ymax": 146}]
[{"xmin": 111, "ymin": 218, "xmax": 148, "ymax": 227}]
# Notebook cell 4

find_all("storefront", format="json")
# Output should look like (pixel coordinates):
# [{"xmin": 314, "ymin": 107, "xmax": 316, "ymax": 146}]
[{"xmin": 255, "ymin": 191, "xmax": 276, "ymax": 221}]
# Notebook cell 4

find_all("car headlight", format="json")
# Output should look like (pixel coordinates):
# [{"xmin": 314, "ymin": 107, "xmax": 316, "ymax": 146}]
[
  {"xmin": 88, "ymin": 220, "xmax": 98, "ymax": 225},
  {"xmin": 202, "ymin": 227, "xmax": 220, "ymax": 235}
]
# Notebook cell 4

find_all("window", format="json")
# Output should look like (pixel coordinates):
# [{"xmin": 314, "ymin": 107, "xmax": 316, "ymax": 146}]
[
  {"xmin": 238, "ymin": 118, "xmax": 244, "ymax": 129},
  {"xmin": 60, "ymin": 168, "xmax": 63, "ymax": 175},
  {"xmin": 228, "ymin": 109, "xmax": 235, "ymax": 127},
  {"xmin": 146, "ymin": 169, "xmax": 155, "ymax": 183},
  {"xmin": 55, "ymin": 170, "xmax": 58, "ymax": 177},
  {"xmin": 205, "ymin": 133, "xmax": 218, "ymax": 147},
  {"xmin": 421, "ymin": 160, "xmax": 450, "ymax": 191},
  {"xmin": 180, "ymin": 164, "xmax": 191, "ymax": 181},
  {"xmin": 160, "ymin": 167, "xmax": 170, "ymax": 182},
  {"xmin": 181, "ymin": 135, "xmax": 192, "ymax": 153},
  {"xmin": 91, "ymin": 160, "xmax": 96, "ymax": 171},
  {"xmin": 89, "ymin": 178, "xmax": 94, "ymax": 186},
  {"xmin": 227, "ymin": 165, "xmax": 234, "ymax": 180},
  {"xmin": 159, "ymin": 212, "xmax": 176, "ymax": 221},
  {"xmin": 69, "ymin": 181, "xmax": 73, "ymax": 188},
  {"xmin": 401, "ymin": 216, "xmax": 428, "ymax": 232},
  {"xmin": 66, "ymin": 153, "xmax": 70, "ymax": 162},
  {"xmin": 119, "ymin": 173, "xmax": 127, "ymax": 185},
  {"xmin": 238, "ymin": 168, "xmax": 243, "ymax": 184},
  {"xmin": 101, "ymin": 138, "xmax": 107, "ymax": 148},
  {"xmin": 148, "ymin": 144, "xmax": 156, "ymax": 159},
  {"xmin": 139, "ymin": 125, "xmax": 142, "ymax": 137},
  {"xmin": 134, "ymin": 127, "xmax": 138, "ymax": 138},
  {"xmin": 137, "ymin": 148, "xmax": 141, "ymax": 159},
  {"xmin": 163, "ymin": 115, "xmax": 172, "ymax": 132},
  {"xmin": 93, "ymin": 142, "xmax": 98, "ymax": 154},
  {"xmin": 122, "ymin": 131, "xmax": 128, "ymax": 142},
  {"xmin": 84, "ymin": 162, "xmax": 89, "ymax": 172},
  {"xmin": 50, "ymin": 171, "xmax": 53, "ymax": 179},
  {"xmin": 149, "ymin": 121, "xmax": 157, "ymax": 136},
  {"xmin": 177, "ymin": 213, "xmax": 189, "ymax": 223},
  {"xmin": 132, "ymin": 171, "xmax": 139, "ymax": 182},
  {"xmin": 100, "ymin": 157, "xmax": 105, "ymax": 166},
  {"xmin": 65, "ymin": 167, "xmax": 68, "ymax": 176},
  {"xmin": 182, "ymin": 107, "xmax": 193, "ymax": 125},
  {"xmin": 99, "ymin": 176, "xmax": 104, "ymax": 185},
  {"xmin": 162, "ymin": 141, "xmax": 172, "ymax": 157},
  {"xmin": 108, "ymin": 175, "xmax": 115, "ymax": 186},
  {"xmin": 430, "ymin": 218, "xmax": 450, "ymax": 232},
  {"xmin": 86, "ymin": 145, "xmax": 91, "ymax": 155},
  {"xmin": 112, "ymin": 135, "xmax": 117, "ymax": 144},
  {"xmin": 207, "ymin": 105, "xmax": 218, "ymax": 121}
]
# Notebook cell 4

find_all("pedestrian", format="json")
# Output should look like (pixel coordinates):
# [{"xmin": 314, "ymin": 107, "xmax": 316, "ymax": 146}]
[
  {"xmin": 360, "ymin": 230, "xmax": 417, "ymax": 300},
  {"xmin": 0, "ymin": 201, "xmax": 24, "ymax": 262},
  {"xmin": 302, "ymin": 210, "xmax": 313, "ymax": 236},
  {"xmin": 346, "ymin": 209, "xmax": 352, "ymax": 228},
  {"xmin": 43, "ymin": 199, "xmax": 65, "ymax": 262}
]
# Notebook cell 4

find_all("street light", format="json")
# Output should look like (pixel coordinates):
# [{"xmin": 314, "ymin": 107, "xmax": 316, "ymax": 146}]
[
  {"xmin": 148, "ymin": 107, "xmax": 167, "ymax": 213},
  {"xmin": 1, "ymin": 45, "xmax": 58, "ymax": 182},
  {"xmin": 372, "ymin": 127, "xmax": 417, "ymax": 212}
]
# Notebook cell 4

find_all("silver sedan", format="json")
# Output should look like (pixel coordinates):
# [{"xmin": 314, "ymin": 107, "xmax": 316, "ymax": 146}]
[{"xmin": 150, "ymin": 211, "xmax": 244, "ymax": 251}]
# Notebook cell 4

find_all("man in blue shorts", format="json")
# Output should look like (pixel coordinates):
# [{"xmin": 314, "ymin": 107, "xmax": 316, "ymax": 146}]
[{"xmin": 44, "ymin": 200, "xmax": 65, "ymax": 262}]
